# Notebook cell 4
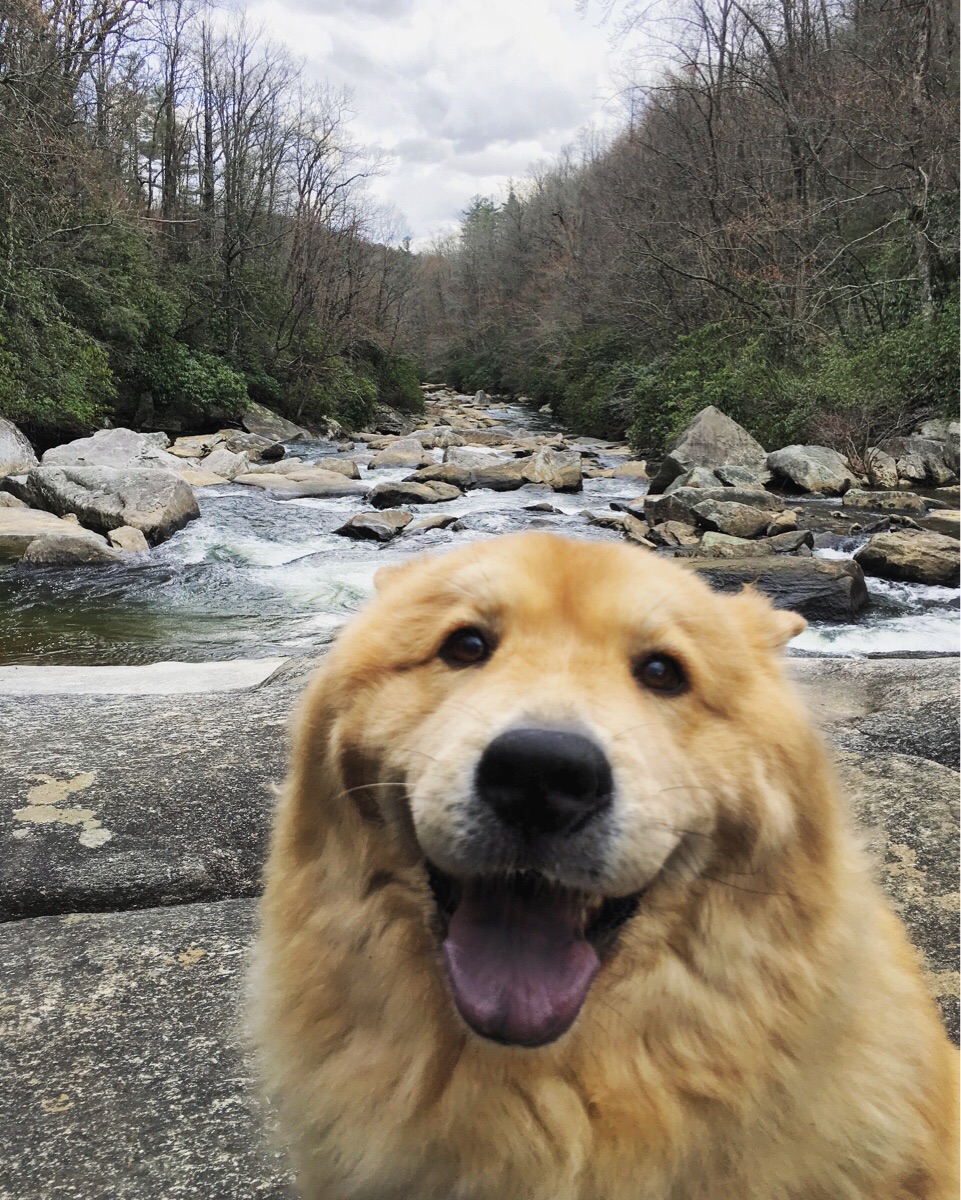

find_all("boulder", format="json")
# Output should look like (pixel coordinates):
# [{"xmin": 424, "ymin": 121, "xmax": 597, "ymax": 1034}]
[
  {"xmin": 0, "ymin": 508, "xmax": 105, "ymax": 560},
  {"xmin": 521, "ymin": 447, "xmax": 582, "ymax": 492},
  {"xmin": 919, "ymin": 510, "xmax": 960, "ymax": 539},
  {"xmin": 407, "ymin": 460, "xmax": 527, "ymax": 492},
  {"xmin": 236, "ymin": 459, "xmax": 307, "ymax": 475},
  {"xmin": 915, "ymin": 418, "xmax": 960, "ymax": 441},
  {"xmin": 0, "ymin": 492, "xmax": 27, "ymax": 508},
  {"xmin": 713, "ymin": 464, "xmax": 772, "ymax": 490},
  {"xmin": 648, "ymin": 520, "xmax": 700, "ymax": 548},
  {"xmin": 443, "ymin": 447, "xmax": 511, "ymax": 469},
  {"xmin": 649, "ymin": 406, "xmax": 768, "ymax": 493},
  {"xmin": 334, "ymin": 510, "xmax": 412, "ymax": 542},
  {"xmin": 456, "ymin": 428, "xmax": 516, "ymax": 447},
  {"xmin": 664, "ymin": 466, "xmax": 721, "ymax": 493},
  {"xmin": 766, "ymin": 510, "xmax": 799, "ymax": 534},
  {"xmin": 691, "ymin": 499, "xmax": 773, "ymax": 539},
  {"xmin": 201, "ymin": 448, "xmax": 248, "ymax": 480},
  {"xmin": 42, "ymin": 428, "xmax": 183, "ymax": 472},
  {"xmin": 0, "ymin": 417, "xmax": 38, "ymax": 477},
  {"xmin": 366, "ymin": 404, "xmax": 415, "ymax": 436},
  {"xmin": 882, "ymin": 435, "xmax": 959, "ymax": 486},
  {"xmin": 174, "ymin": 469, "xmax": 229, "ymax": 488},
  {"xmin": 20, "ymin": 533, "xmax": 122, "ymax": 565},
  {"xmin": 367, "ymin": 480, "xmax": 462, "ymax": 508},
  {"xmin": 413, "ymin": 427, "xmax": 465, "ymax": 450},
  {"xmin": 222, "ymin": 431, "xmax": 285, "ymax": 461},
  {"xmin": 168, "ymin": 433, "xmax": 225, "ymax": 459},
  {"xmin": 646, "ymin": 487, "xmax": 783, "ymax": 527},
  {"xmin": 766, "ymin": 445, "xmax": 858, "ymax": 495},
  {"xmin": 612, "ymin": 460, "xmax": 649, "ymax": 480},
  {"xmin": 684, "ymin": 557, "xmax": 869, "ymax": 621},
  {"xmin": 108, "ymin": 526, "xmax": 150, "ymax": 553},
  {"xmin": 294, "ymin": 458, "xmax": 360, "ymax": 480},
  {"xmin": 367, "ymin": 438, "xmax": 433, "ymax": 470},
  {"xmin": 240, "ymin": 402, "xmax": 308, "ymax": 442},
  {"xmin": 233, "ymin": 473, "xmax": 369, "ymax": 500},
  {"xmin": 25, "ymin": 466, "xmax": 200, "ymax": 545},
  {"xmin": 865, "ymin": 449, "xmax": 899, "ymax": 489},
  {"xmin": 841, "ymin": 489, "xmax": 928, "ymax": 515},
  {"xmin": 405, "ymin": 513, "xmax": 459, "ymax": 534},
  {"xmin": 694, "ymin": 532, "xmax": 775, "ymax": 559},
  {"xmin": 854, "ymin": 530, "xmax": 960, "ymax": 586}
]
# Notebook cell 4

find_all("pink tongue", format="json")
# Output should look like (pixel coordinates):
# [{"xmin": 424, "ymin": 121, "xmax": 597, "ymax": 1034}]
[{"xmin": 442, "ymin": 881, "xmax": 599, "ymax": 1047}]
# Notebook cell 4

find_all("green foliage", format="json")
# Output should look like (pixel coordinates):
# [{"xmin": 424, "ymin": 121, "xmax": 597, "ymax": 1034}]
[
  {"xmin": 136, "ymin": 340, "xmax": 249, "ymax": 424},
  {"xmin": 445, "ymin": 349, "xmax": 508, "ymax": 395},
  {"xmin": 376, "ymin": 352, "xmax": 423, "ymax": 413}
]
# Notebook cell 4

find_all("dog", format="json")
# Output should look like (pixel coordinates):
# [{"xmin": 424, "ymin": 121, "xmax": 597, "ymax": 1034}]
[{"xmin": 251, "ymin": 532, "xmax": 958, "ymax": 1200}]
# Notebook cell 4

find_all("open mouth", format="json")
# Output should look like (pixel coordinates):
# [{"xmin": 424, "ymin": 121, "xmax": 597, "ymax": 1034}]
[{"xmin": 426, "ymin": 863, "xmax": 641, "ymax": 1048}]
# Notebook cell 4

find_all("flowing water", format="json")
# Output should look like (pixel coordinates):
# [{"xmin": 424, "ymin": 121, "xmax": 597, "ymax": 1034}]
[{"xmin": 0, "ymin": 402, "xmax": 957, "ymax": 664}]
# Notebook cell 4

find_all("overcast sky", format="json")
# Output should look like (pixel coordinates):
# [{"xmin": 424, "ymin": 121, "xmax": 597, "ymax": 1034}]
[{"xmin": 241, "ymin": 0, "xmax": 626, "ymax": 245}]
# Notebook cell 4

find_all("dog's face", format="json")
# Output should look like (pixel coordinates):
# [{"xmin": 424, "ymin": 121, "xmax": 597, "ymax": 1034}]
[{"xmin": 316, "ymin": 534, "xmax": 806, "ymax": 1051}]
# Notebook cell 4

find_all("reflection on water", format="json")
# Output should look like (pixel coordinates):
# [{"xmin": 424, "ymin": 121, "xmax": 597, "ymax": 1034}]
[{"xmin": 1, "ymin": 405, "xmax": 957, "ymax": 664}]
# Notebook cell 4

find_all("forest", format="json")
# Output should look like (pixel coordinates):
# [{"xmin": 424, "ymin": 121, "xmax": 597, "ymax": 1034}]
[{"xmin": 0, "ymin": 0, "xmax": 957, "ymax": 454}]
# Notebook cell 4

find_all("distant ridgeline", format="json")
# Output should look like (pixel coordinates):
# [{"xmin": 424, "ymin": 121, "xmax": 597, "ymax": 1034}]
[
  {"xmin": 0, "ymin": 0, "xmax": 423, "ymax": 447},
  {"xmin": 408, "ymin": 0, "xmax": 958, "ymax": 457}
]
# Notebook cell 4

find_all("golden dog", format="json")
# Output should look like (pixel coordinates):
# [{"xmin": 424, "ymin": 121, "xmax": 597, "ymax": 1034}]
[{"xmin": 252, "ymin": 533, "xmax": 958, "ymax": 1200}]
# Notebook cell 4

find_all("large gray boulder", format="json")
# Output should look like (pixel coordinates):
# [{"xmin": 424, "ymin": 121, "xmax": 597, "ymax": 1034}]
[
  {"xmin": 334, "ymin": 510, "xmax": 412, "ymax": 542},
  {"xmin": 20, "ymin": 533, "xmax": 122, "ymax": 565},
  {"xmin": 854, "ymin": 529, "xmax": 960, "ymax": 586},
  {"xmin": 649, "ymin": 406, "xmax": 769, "ymax": 494},
  {"xmin": 842, "ymin": 490, "xmax": 928, "ymax": 515},
  {"xmin": 685, "ymin": 556, "xmax": 869, "ymax": 620},
  {"xmin": 881, "ymin": 435, "xmax": 959, "ymax": 486},
  {"xmin": 521, "ymin": 446, "xmax": 583, "ymax": 492},
  {"xmin": 367, "ymin": 480, "xmax": 462, "ymax": 508},
  {"xmin": 26, "ymin": 466, "xmax": 200, "ymax": 544},
  {"xmin": 234, "ymin": 472, "xmax": 369, "ymax": 500},
  {"xmin": 646, "ymin": 486, "xmax": 783, "ymax": 527},
  {"xmin": 200, "ymin": 447, "xmax": 249, "ymax": 480},
  {"xmin": 690, "ymin": 498, "xmax": 773, "ymax": 539},
  {"xmin": 367, "ymin": 438, "xmax": 433, "ymax": 470},
  {"xmin": 767, "ymin": 445, "xmax": 858, "ymax": 495},
  {"xmin": 0, "ymin": 417, "xmax": 38, "ymax": 477},
  {"xmin": 408, "ymin": 460, "xmax": 528, "ymax": 492},
  {"xmin": 42, "ymin": 428, "xmax": 183, "ymax": 472},
  {"xmin": 0, "ymin": 507, "xmax": 113, "ymax": 560},
  {"xmin": 241, "ymin": 402, "xmax": 308, "ymax": 442}
]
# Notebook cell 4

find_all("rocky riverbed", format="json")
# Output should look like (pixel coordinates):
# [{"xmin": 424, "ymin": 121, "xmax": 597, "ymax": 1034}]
[{"xmin": 0, "ymin": 391, "xmax": 958, "ymax": 1200}]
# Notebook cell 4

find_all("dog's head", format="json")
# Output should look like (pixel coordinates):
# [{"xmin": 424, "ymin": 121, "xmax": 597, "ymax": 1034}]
[{"xmin": 295, "ymin": 534, "xmax": 816, "ymax": 1050}]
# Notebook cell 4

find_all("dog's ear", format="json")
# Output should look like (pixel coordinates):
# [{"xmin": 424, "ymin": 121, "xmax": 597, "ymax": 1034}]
[
  {"xmin": 730, "ymin": 586, "xmax": 806, "ymax": 651},
  {"xmin": 373, "ymin": 559, "xmax": 420, "ymax": 593}
]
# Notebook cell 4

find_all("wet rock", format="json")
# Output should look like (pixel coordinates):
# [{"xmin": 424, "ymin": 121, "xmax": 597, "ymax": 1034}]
[
  {"xmin": 919, "ymin": 510, "xmax": 960, "ymax": 539},
  {"xmin": 43, "ymin": 428, "xmax": 184, "ymax": 472},
  {"xmin": 521, "ymin": 446, "xmax": 582, "ymax": 492},
  {"xmin": 21, "ymin": 533, "xmax": 122, "ymax": 565},
  {"xmin": 713, "ymin": 464, "xmax": 772, "ymax": 490},
  {"xmin": 622, "ymin": 514, "xmax": 653, "ymax": 545},
  {"xmin": 413, "ymin": 427, "xmax": 465, "ymax": 450},
  {"xmin": 408, "ymin": 460, "xmax": 527, "ymax": 492},
  {"xmin": 443, "ymin": 447, "xmax": 511, "ymax": 469},
  {"xmin": 685, "ymin": 556, "xmax": 869, "ymax": 620},
  {"xmin": 842, "ymin": 489, "xmax": 928, "ymax": 515},
  {"xmin": 0, "ymin": 492, "xmax": 27, "ymax": 508},
  {"xmin": 234, "ymin": 472, "xmax": 369, "ymax": 500},
  {"xmin": 694, "ymin": 532, "xmax": 775, "ymax": 558},
  {"xmin": 646, "ymin": 486, "xmax": 783, "ymax": 527},
  {"xmin": 649, "ymin": 406, "xmax": 769, "ymax": 494},
  {"xmin": 0, "ymin": 507, "xmax": 108, "ymax": 560},
  {"xmin": 405, "ymin": 513, "xmax": 459, "ymax": 534},
  {"xmin": 766, "ymin": 444, "xmax": 858, "ymax": 495},
  {"xmin": 765, "ymin": 529, "xmax": 815, "ymax": 553},
  {"xmin": 0, "ymin": 900, "xmax": 295, "ymax": 1200},
  {"xmin": 854, "ymin": 529, "xmax": 960, "ymax": 586},
  {"xmin": 241, "ymin": 402, "xmax": 308, "ymax": 442},
  {"xmin": 168, "ymin": 433, "xmax": 225, "ymax": 459},
  {"xmin": 25, "ymin": 466, "xmax": 200, "ymax": 545},
  {"xmin": 455, "ymin": 428, "xmax": 516, "ymax": 447},
  {"xmin": 368, "ymin": 438, "xmax": 433, "ymax": 470},
  {"xmin": 201, "ymin": 447, "xmax": 249, "ymax": 480},
  {"xmin": 664, "ymin": 466, "xmax": 721, "ymax": 493},
  {"xmin": 334, "ymin": 510, "xmax": 413, "ymax": 542},
  {"xmin": 691, "ymin": 498, "xmax": 773, "ymax": 538},
  {"xmin": 0, "ymin": 417, "xmax": 38, "ymax": 477},
  {"xmin": 108, "ymin": 526, "xmax": 150, "ymax": 553},
  {"xmin": 367, "ymin": 480, "xmax": 462, "ymax": 508},
  {"xmin": 865, "ymin": 448, "xmax": 899, "ymax": 489},
  {"xmin": 287, "ymin": 458, "xmax": 360, "ymax": 480},
  {"xmin": 648, "ymin": 520, "xmax": 700, "ymax": 548},
  {"xmin": 584, "ymin": 511, "xmax": 628, "ymax": 531}
]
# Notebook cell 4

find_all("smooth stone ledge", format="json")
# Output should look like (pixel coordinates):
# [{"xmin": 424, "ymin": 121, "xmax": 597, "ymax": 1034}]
[{"xmin": 0, "ymin": 657, "xmax": 289, "ymax": 695}]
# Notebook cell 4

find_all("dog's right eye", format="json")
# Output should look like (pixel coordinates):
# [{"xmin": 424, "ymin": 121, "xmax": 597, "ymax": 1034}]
[{"xmin": 439, "ymin": 627, "xmax": 492, "ymax": 667}]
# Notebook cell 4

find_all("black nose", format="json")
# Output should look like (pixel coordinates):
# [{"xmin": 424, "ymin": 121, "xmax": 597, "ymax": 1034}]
[{"xmin": 475, "ymin": 727, "xmax": 613, "ymax": 837}]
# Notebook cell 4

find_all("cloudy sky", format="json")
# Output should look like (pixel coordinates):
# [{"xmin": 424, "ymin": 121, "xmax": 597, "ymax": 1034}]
[{"xmin": 241, "ymin": 0, "xmax": 629, "ymax": 245}]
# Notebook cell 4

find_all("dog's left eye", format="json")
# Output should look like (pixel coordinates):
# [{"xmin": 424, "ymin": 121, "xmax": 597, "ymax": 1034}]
[
  {"xmin": 634, "ymin": 653, "xmax": 687, "ymax": 695},
  {"xmin": 440, "ymin": 627, "xmax": 492, "ymax": 667}
]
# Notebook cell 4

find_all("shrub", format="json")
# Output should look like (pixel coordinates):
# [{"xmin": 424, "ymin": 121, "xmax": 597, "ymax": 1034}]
[{"xmin": 137, "ymin": 340, "xmax": 248, "ymax": 424}]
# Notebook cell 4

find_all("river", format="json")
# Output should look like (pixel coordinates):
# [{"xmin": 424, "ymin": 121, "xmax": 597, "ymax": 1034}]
[{"xmin": 0, "ymin": 400, "xmax": 957, "ymax": 664}]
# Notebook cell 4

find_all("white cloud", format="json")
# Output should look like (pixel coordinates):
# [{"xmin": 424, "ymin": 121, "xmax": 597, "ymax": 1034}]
[{"xmin": 242, "ymin": 0, "xmax": 623, "ymax": 241}]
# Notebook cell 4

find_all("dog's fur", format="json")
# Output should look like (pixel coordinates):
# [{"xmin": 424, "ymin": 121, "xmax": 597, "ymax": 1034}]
[{"xmin": 252, "ymin": 533, "xmax": 958, "ymax": 1200}]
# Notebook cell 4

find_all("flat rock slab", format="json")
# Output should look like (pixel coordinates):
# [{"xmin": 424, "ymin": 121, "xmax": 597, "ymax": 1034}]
[
  {"xmin": 0, "ymin": 899, "xmax": 293, "ymax": 1200},
  {"xmin": 0, "ymin": 658, "xmax": 288, "ymax": 696}
]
